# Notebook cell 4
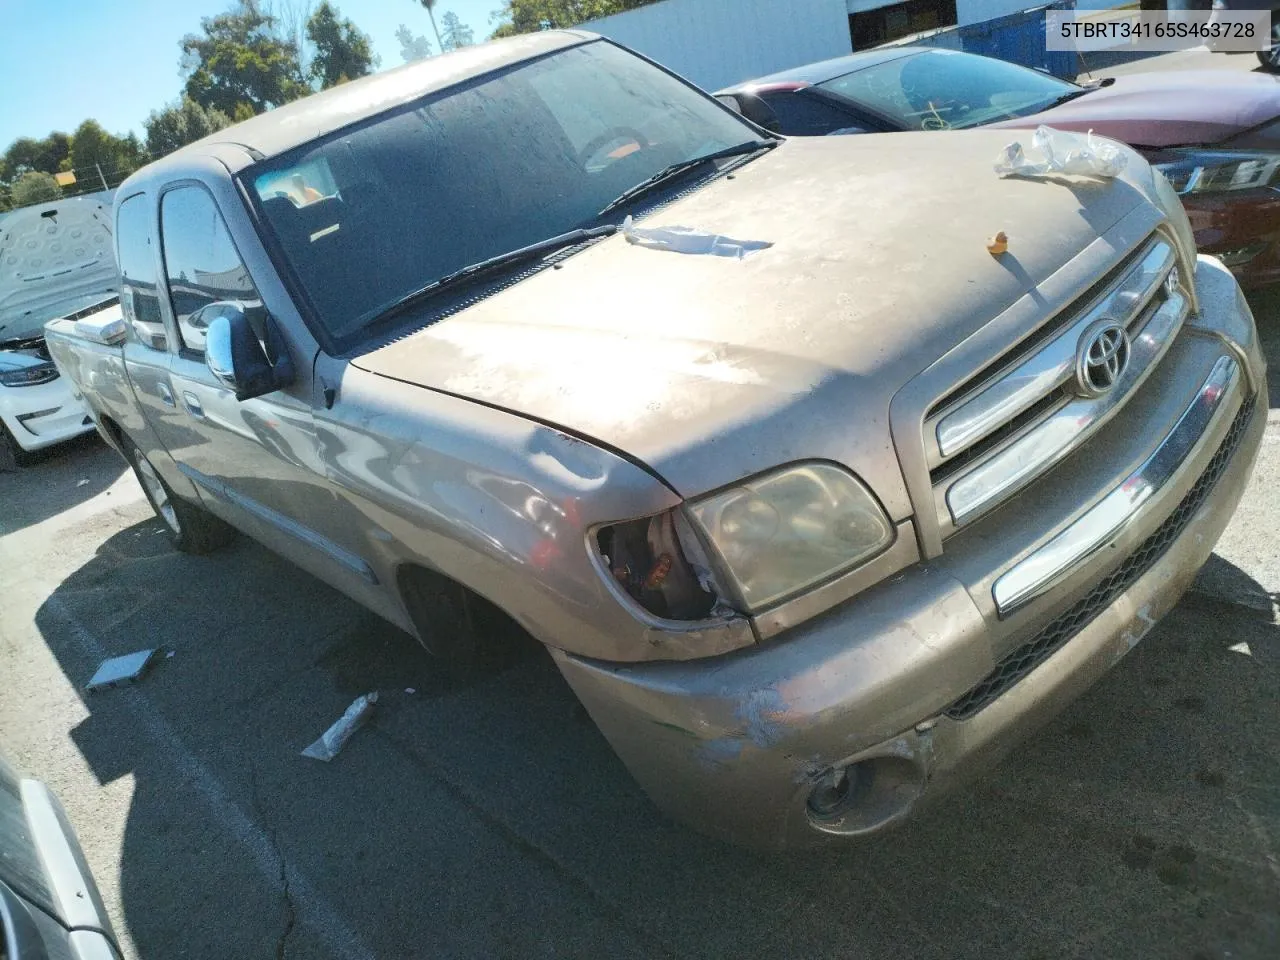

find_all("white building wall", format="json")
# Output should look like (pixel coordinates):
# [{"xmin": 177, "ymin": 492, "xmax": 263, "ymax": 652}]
[{"xmin": 580, "ymin": 0, "xmax": 854, "ymax": 93}]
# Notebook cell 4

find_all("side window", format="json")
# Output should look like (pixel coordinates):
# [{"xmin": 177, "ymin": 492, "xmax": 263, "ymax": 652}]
[
  {"xmin": 760, "ymin": 92, "xmax": 861, "ymax": 136},
  {"xmin": 159, "ymin": 186, "xmax": 258, "ymax": 354},
  {"xmin": 116, "ymin": 194, "xmax": 167, "ymax": 350}
]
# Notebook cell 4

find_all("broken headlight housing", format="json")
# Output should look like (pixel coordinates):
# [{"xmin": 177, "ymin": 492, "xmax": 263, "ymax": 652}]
[
  {"xmin": 595, "ymin": 463, "xmax": 895, "ymax": 622},
  {"xmin": 596, "ymin": 510, "xmax": 721, "ymax": 622},
  {"xmin": 687, "ymin": 462, "xmax": 893, "ymax": 612}
]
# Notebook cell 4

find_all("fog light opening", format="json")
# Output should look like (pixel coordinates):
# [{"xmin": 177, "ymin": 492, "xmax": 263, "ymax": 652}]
[
  {"xmin": 806, "ymin": 756, "xmax": 925, "ymax": 837},
  {"xmin": 807, "ymin": 767, "xmax": 856, "ymax": 817}
]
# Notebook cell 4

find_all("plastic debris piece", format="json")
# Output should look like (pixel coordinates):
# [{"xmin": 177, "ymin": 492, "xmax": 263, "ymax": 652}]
[
  {"xmin": 987, "ymin": 231, "xmax": 1009, "ymax": 256},
  {"xmin": 165, "ymin": 650, "xmax": 176, "ymax": 659},
  {"xmin": 76, "ymin": 478, "xmax": 90, "ymax": 487},
  {"xmin": 995, "ymin": 125, "xmax": 1127, "ymax": 180},
  {"xmin": 86, "ymin": 649, "xmax": 159, "ymax": 692},
  {"xmin": 405, "ymin": 688, "xmax": 416, "ymax": 695},
  {"xmin": 621, "ymin": 215, "xmax": 772, "ymax": 259},
  {"xmin": 301, "ymin": 692, "xmax": 378, "ymax": 761},
  {"xmin": 1228, "ymin": 642, "xmax": 1252, "ymax": 656}
]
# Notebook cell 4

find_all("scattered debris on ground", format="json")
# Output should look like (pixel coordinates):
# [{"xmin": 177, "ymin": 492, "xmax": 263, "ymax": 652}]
[
  {"xmin": 301, "ymin": 692, "xmax": 379, "ymax": 761},
  {"xmin": 86, "ymin": 648, "xmax": 160, "ymax": 692}
]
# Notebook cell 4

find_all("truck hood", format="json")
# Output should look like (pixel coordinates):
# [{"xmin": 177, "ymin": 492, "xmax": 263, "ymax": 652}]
[
  {"xmin": 353, "ymin": 131, "xmax": 1154, "ymax": 515},
  {"xmin": 0, "ymin": 197, "xmax": 117, "ymax": 341},
  {"xmin": 990, "ymin": 71, "xmax": 1280, "ymax": 147}
]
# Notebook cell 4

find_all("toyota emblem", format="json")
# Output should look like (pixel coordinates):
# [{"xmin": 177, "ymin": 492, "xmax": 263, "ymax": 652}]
[{"xmin": 1075, "ymin": 322, "xmax": 1131, "ymax": 397}]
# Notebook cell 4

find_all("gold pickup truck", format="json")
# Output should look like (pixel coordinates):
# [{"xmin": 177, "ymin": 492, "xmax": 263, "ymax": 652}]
[{"xmin": 45, "ymin": 31, "xmax": 1266, "ymax": 849}]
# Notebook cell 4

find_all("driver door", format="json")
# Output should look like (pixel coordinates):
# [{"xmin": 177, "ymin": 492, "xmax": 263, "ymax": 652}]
[{"xmin": 150, "ymin": 183, "xmax": 370, "ymax": 591}]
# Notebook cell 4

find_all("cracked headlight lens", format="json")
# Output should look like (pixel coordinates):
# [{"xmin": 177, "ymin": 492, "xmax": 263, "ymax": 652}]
[{"xmin": 689, "ymin": 462, "xmax": 893, "ymax": 611}]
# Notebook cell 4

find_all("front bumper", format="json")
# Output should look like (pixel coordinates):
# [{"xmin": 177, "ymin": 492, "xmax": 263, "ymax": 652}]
[
  {"xmin": 0, "ymin": 374, "xmax": 94, "ymax": 452},
  {"xmin": 1183, "ymin": 188, "xmax": 1280, "ymax": 290},
  {"xmin": 553, "ymin": 256, "xmax": 1267, "ymax": 849}
]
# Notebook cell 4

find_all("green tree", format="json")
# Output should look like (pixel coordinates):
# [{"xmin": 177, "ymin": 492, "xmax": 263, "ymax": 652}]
[
  {"xmin": 306, "ymin": 1, "xmax": 377, "ymax": 88},
  {"xmin": 68, "ymin": 120, "xmax": 143, "ymax": 185},
  {"xmin": 1, "ymin": 133, "xmax": 72, "ymax": 180},
  {"xmin": 490, "ymin": 0, "xmax": 658, "ymax": 37},
  {"xmin": 181, "ymin": 0, "xmax": 309, "ymax": 116},
  {"xmin": 144, "ymin": 97, "xmax": 234, "ymax": 158},
  {"xmin": 10, "ymin": 171, "xmax": 62, "ymax": 208},
  {"xmin": 395, "ymin": 24, "xmax": 434, "ymax": 62},
  {"xmin": 438, "ymin": 11, "xmax": 474, "ymax": 51}
]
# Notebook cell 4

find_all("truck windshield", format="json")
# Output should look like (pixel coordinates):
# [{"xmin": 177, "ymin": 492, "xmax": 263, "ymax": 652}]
[{"xmin": 245, "ymin": 39, "xmax": 759, "ymax": 348}]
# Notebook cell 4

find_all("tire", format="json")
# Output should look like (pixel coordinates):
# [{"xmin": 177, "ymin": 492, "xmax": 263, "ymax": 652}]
[
  {"xmin": 398, "ymin": 566, "xmax": 535, "ymax": 665},
  {"xmin": 125, "ymin": 439, "xmax": 234, "ymax": 554},
  {"xmin": 0, "ymin": 421, "xmax": 35, "ymax": 472},
  {"xmin": 1261, "ymin": 23, "xmax": 1280, "ymax": 72}
]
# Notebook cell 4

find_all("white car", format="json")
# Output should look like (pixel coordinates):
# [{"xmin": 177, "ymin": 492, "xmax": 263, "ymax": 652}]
[{"xmin": 0, "ymin": 196, "xmax": 117, "ymax": 469}]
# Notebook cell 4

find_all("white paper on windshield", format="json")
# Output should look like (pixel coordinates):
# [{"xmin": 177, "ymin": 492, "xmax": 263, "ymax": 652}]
[
  {"xmin": 621, "ymin": 216, "xmax": 772, "ymax": 259},
  {"xmin": 995, "ymin": 125, "xmax": 1127, "ymax": 180}
]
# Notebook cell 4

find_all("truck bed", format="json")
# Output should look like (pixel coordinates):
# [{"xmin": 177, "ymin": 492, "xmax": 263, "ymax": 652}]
[{"xmin": 44, "ymin": 307, "xmax": 135, "ymax": 449}]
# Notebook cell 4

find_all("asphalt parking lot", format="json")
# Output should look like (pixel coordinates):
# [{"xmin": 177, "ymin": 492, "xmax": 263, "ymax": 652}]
[{"xmin": 0, "ymin": 284, "xmax": 1276, "ymax": 960}]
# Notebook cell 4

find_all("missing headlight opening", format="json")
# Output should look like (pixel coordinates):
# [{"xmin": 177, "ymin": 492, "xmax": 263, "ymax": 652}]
[{"xmin": 598, "ymin": 512, "xmax": 718, "ymax": 621}]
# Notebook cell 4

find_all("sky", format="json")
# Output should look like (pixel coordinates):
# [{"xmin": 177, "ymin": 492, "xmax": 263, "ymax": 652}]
[{"xmin": 0, "ymin": 0, "xmax": 501, "ymax": 149}]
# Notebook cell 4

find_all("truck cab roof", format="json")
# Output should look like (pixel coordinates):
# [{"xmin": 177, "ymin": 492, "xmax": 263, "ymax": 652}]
[{"xmin": 118, "ymin": 30, "xmax": 597, "ymax": 189}]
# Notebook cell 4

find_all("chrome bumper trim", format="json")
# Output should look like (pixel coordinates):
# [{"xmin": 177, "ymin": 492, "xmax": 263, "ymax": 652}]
[{"xmin": 992, "ymin": 353, "xmax": 1240, "ymax": 616}]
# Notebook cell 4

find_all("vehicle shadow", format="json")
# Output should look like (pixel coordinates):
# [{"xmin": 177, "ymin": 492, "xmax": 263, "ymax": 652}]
[
  {"xmin": 33, "ymin": 517, "xmax": 1280, "ymax": 959},
  {"xmin": 0, "ymin": 432, "xmax": 126, "ymax": 537}
]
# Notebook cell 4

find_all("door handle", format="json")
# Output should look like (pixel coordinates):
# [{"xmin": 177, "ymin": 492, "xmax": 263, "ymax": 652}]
[
  {"xmin": 157, "ymin": 382, "xmax": 175, "ymax": 407},
  {"xmin": 183, "ymin": 392, "xmax": 205, "ymax": 418}
]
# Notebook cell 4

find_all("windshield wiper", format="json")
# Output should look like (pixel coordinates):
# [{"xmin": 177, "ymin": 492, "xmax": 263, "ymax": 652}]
[
  {"xmin": 363, "ymin": 224, "xmax": 617, "ymax": 329},
  {"xmin": 1041, "ymin": 88, "xmax": 1095, "ymax": 110},
  {"xmin": 597, "ymin": 139, "xmax": 778, "ymax": 217}
]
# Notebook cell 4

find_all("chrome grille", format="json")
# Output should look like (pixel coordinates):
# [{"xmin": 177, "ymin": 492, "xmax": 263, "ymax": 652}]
[{"xmin": 925, "ymin": 235, "xmax": 1186, "ymax": 535}]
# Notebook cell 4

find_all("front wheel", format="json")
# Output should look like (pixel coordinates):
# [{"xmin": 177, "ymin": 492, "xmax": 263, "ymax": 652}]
[
  {"xmin": 126, "ymin": 439, "xmax": 234, "ymax": 554},
  {"xmin": 0, "ymin": 421, "xmax": 35, "ymax": 472}
]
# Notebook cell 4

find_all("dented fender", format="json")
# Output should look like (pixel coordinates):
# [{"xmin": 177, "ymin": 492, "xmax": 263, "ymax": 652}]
[{"xmin": 313, "ymin": 362, "xmax": 755, "ymax": 662}]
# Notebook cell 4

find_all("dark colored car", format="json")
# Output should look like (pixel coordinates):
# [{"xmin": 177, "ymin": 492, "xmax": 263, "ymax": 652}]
[
  {"xmin": 1208, "ymin": 0, "xmax": 1280, "ymax": 70},
  {"xmin": 0, "ymin": 755, "xmax": 121, "ymax": 959},
  {"xmin": 717, "ymin": 48, "xmax": 1280, "ymax": 288}
]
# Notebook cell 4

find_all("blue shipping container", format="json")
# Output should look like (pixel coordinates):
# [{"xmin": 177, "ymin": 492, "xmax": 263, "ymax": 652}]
[{"xmin": 887, "ymin": 2, "xmax": 1079, "ymax": 79}]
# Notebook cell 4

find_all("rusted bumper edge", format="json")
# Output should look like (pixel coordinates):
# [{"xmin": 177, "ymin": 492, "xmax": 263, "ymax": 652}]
[{"xmin": 552, "ymin": 258, "xmax": 1267, "ymax": 851}]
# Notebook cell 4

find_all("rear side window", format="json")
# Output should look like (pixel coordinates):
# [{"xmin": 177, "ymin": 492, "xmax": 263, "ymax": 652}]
[
  {"xmin": 760, "ymin": 92, "xmax": 862, "ymax": 136},
  {"xmin": 116, "ymin": 194, "xmax": 167, "ymax": 350},
  {"xmin": 160, "ymin": 186, "xmax": 259, "ymax": 354}
]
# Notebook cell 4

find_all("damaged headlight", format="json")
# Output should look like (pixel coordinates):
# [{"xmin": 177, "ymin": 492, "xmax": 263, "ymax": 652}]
[
  {"xmin": 688, "ymin": 463, "xmax": 893, "ymax": 612},
  {"xmin": 0, "ymin": 362, "xmax": 59, "ymax": 387},
  {"xmin": 1153, "ymin": 150, "xmax": 1280, "ymax": 196}
]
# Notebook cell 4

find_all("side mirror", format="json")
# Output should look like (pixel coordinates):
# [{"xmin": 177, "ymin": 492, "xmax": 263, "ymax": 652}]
[{"xmin": 204, "ymin": 301, "xmax": 295, "ymax": 402}]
